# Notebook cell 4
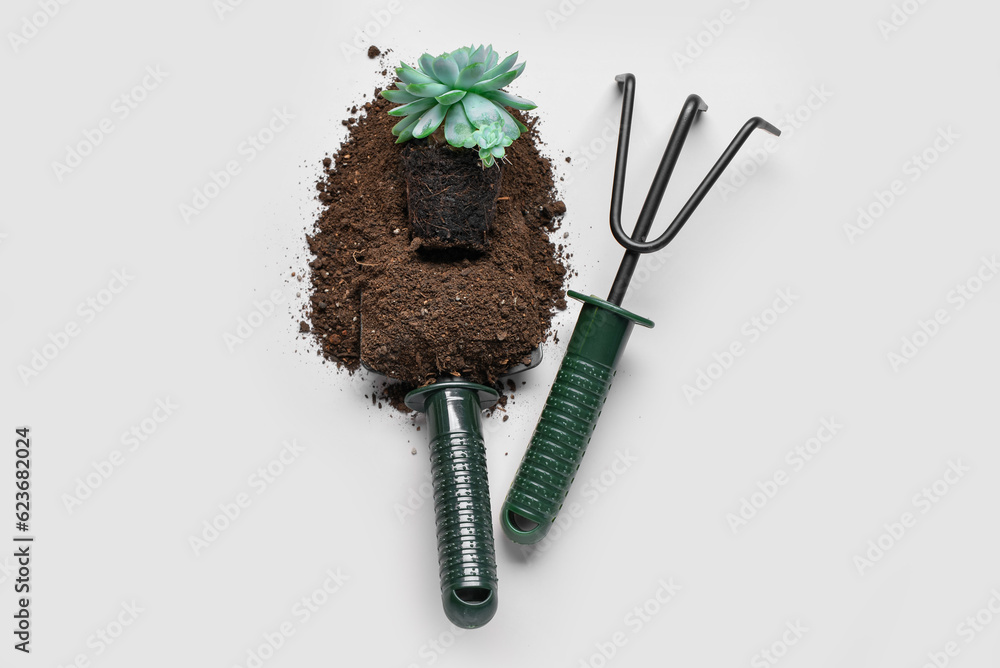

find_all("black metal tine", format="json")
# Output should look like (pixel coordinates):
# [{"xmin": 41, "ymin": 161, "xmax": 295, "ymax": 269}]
[
  {"xmin": 624, "ymin": 94, "xmax": 707, "ymax": 246},
  {"xmin": 608, "ymin": 86, "xmax": 706, "ymax": 306},
  {"xmin": 608, "ymin": 73, "xmax": 636, "ymax": 241},
  {"xmin": 605, "ymin": 76, "xmax": 780, "ymax": 306},
  {"xmin": 640, "ymin": 116, "xmax": 780, "ymax": 254}
]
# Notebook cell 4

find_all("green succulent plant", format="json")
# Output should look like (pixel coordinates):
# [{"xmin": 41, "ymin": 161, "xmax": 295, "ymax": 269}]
[
  {"xmin": 381, "ymin": 45, "xmax": 537, "ymax": 167},
  {"xmin": 471, "ymin": 121, "xmax": 513, "ymax": 167}
]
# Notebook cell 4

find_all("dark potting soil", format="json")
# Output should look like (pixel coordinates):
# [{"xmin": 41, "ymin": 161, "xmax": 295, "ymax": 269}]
[
  {"xmin": 402, "ymin": 141, "xmax": 502, "ymax": 254},
  {"xmin": 305, "ymin": 90, "xmax": 569, "ymax": 393}
]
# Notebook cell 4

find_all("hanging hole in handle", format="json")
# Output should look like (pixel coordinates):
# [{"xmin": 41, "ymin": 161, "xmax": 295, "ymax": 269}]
[
  {"xmin": 443, "ymin": 587, "xmax": 497, "ymax": 628},
  {"xmin": 454, "ymin": 587, "xmax": 492, "ymax": 605},
  {"xmin": 506, "ymin": 510, "xmax": 539, "ymax": 533},
  {"xmin": 500, "ymin": 503, "xmax": 550, "ymax": 544}
]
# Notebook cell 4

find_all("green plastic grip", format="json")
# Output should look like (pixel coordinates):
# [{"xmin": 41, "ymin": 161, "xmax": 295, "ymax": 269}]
[
  {"xmin": 405, "ymin": 379, "xmax": 500, "ymax": 629},
  {"xmin": 500, "ymin": 291, "xmax": 653, "ymax": 545}
]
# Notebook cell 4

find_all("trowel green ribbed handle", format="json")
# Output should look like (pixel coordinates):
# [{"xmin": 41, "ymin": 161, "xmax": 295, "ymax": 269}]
[
  {"xmin": 405, "ymin": 380, "xmax": 500, "ymax": 629},
  {"xmin": 500, "ymin": 291, "xmax": 653, "ymax": 545}
]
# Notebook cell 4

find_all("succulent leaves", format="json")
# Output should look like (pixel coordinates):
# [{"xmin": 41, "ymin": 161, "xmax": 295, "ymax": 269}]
[
  {"xmin": 382, "ymin": 45, "xmax": 536, "ymax": 164},
  {"xmin": 471, "ymin": 121, "xmax": 513, "ymax": 167}
]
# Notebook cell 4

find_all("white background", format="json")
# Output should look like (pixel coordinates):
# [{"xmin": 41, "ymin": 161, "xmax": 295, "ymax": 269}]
[{"xmin": 3, "ymin": 0, "xmax": 1000, "ymax": 666}]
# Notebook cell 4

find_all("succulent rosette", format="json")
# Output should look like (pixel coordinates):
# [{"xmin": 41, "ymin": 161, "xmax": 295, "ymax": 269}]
[{"xmin": 381, "ymin": 45, "xmax": 537, "ymax": 166}]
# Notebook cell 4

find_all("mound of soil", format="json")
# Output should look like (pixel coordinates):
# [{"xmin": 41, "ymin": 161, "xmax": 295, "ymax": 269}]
[{"xmin": 306, "ymin": 89, "xmax": 568, "ymax": 388}]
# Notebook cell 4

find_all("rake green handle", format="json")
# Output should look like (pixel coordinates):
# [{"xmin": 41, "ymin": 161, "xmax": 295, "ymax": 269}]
[
  {"xmin": 500, "ymin": 291, "xmax": 653, "ymax": 545},
  {"xmin": 405, "ymin": 380, "xmax": 500, "ymax": 629}
]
